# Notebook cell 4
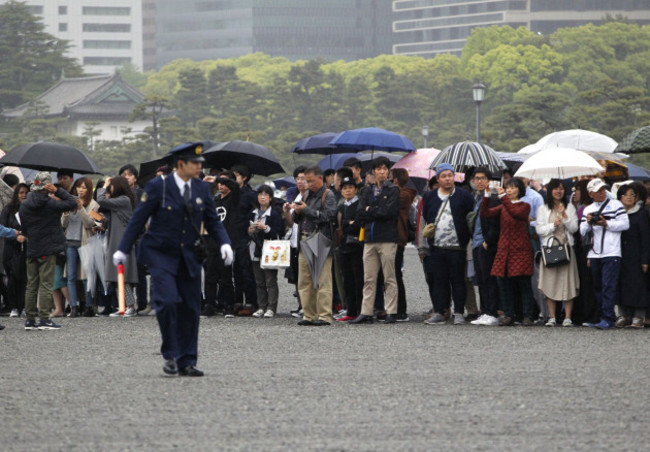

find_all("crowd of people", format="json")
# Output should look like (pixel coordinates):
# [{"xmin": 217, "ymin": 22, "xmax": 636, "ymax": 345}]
[{"xmin": 0, "ymin": 154, "xmax": 648, "ymax": 331}]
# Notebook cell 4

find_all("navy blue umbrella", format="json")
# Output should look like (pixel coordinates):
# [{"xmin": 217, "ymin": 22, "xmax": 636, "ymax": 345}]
[
  {"xmin": 272, "ymin": 176, "xmax": 296, "ymax": 188},
  {"xmin": 291, "ymin": 132, "xmax": 339, "ymax": 155},
  {"xmin": 626, "ymin": 162, "xmax": 650, "ymax": 181},
  {"xmin": 316, "ymin": 153, "xmax": 358, "ymax": 171},
  {"xmin": 317, "ymin": 152, "xmax": 401, "ymax": 173},
  {"xmin": 329, "ymin": 127, "xmax": 416, "ymax": 153}
]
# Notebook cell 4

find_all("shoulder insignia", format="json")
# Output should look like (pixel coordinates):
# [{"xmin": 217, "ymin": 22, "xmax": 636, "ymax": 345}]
[{"xmin": 140, "ymin": 192, "xmax": 148, "ymax": 202}]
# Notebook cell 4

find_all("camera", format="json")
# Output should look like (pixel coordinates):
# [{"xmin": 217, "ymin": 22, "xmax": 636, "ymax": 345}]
[{"xmin": 589, "ymin": 214, "xmax": 603, "ymax": 225}]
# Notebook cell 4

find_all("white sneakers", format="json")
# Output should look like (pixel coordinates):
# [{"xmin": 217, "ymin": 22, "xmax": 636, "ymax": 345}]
[
  {"xmin": 546, "ymin": 318, "xmax": 557, "ymax": 327},
  {"xmin": 470, "ymin": 314, "xmax": 499, "ymax": 326},
  {"xmin": 109, "ymin": 307, "xmax": 137, "ymax": 317},
  {"xmin": 10, "ymin": 309, "xmax": 19, "ymax": 318},
  {"xmin": 562, "ymin": 318, "xmax": 573, "ymax": 327},
  {"xmin": 253, "ymin": 309, "xmax": 275, "ymax": 318}
]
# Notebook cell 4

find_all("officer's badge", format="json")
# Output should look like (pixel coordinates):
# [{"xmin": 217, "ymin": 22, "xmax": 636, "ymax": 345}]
[
  {"xmin": 195, "ymin": 145, "xmax": 203, "ymax": 155},
  {"xmin": 196, "ymin": 197, "xmax": 203, "ymax": 205},
  {"xmin": 141, "ymin": 192, "xmax": 148, "ymax": 202}
]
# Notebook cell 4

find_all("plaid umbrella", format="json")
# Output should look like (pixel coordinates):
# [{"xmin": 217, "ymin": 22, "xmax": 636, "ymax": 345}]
[
  {"xmin": 429, "ymin": 141, "xmax": 506, "ymax": 173},
  {"xmin": 615, "ymin": 126, "xmax": 650, "ymax": 154}
]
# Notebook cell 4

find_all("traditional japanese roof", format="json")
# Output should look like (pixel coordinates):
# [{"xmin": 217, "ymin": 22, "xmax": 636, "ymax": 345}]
[{"xmin": 3, "ymin": 74, "xmax": 145, "ymax": 119}]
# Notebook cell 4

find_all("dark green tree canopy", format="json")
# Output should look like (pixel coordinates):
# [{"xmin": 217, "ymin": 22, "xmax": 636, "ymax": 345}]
[{"xmin": 0, "ymin": 0, "xmax": 82, "ymax": 111}]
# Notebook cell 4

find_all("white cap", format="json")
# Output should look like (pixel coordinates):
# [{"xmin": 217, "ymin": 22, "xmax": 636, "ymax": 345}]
[{"xmin": 587, "ymin": 178, "xmax": 606, "ymax": 193}]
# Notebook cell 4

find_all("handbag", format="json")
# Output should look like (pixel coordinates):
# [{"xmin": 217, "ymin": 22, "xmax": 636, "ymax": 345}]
[
  {"xmin": 260, "ymin": 239, "xmax": 291, "ymax": 269},
  {"xmin": 423, "ymin": 191, "xmax": 452, "ymax": 239},
  {"xmin": 541, "ymin": 236, "xmax": 570, "ymax": 267}
]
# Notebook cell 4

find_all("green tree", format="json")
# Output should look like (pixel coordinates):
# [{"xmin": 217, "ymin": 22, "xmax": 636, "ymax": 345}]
[
  {"xmin": 175, "ymin": 67, "xmax": 209, "ymax": 127},
  {"xmin": 130, "ymin": 95, "xmax": 173, "ymax": 157},
  {"xmin": 0, "ymin": 0, "xmax": 82, "ymax": 111}
]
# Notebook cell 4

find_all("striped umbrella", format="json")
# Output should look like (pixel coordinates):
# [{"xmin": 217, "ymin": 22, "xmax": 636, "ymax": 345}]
[
  {"xmin": 429, "ymin": 141, "xmax": 507, "ymax": 173},
  {"xmin": 615, "ymin": 125, "xmax": 650, "ymax": 154}
]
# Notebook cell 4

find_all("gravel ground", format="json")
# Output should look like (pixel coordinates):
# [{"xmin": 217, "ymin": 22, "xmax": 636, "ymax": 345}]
[{"xmin": 1, "ymin": 247, "xmax": 648, "ymax": 451}]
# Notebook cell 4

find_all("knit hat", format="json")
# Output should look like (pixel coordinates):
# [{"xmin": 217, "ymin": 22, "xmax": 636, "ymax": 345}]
[
  {"xmin": 30, "ymin": 171, "xmax": 52, "ymax": 191},
  {"xmin": 435, "ymin": 163, "xmax": 455, "ymax": 175}
]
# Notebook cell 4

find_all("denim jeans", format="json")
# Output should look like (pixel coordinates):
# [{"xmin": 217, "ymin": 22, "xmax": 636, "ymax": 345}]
[
  {"xmin": 66, "ymin": 246, "xmax": 80, "ymax": 307},
  {"xmin": 590, "ymin": 256, "xmax": 621, "ymax": 323}
]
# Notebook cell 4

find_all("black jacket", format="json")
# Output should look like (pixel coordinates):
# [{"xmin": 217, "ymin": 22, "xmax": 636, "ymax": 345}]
[
  {"xmin": 19, "ymin": 188, "xmax": 77, "ymax": 258},
  {"xmin": 337, "ymin": 199, "xmax": 362, "ymax": 254},
  {"xmin": 236, "ymin": 184, "xmax": 257, "ymax": 243},
  {"xmin": 356, "ymin": 180, "xmax": 400, "ymax": 243},
  {"xmin": 213, "ymin": 177, "xmax": 241, "ymax": 244},
  {"xmin": 475, "ymin": 193, "xmax": 501, "ymax": 251}
]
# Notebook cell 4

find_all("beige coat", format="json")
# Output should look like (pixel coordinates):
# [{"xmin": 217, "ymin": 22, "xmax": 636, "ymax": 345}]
[{"xmin": 61, "ymin": 199, "xmax": 100, "ymax": 280}]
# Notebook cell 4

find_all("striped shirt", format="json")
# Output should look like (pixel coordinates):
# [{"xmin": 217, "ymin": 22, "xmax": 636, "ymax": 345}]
[{"xmin": 579, "ymin": 199, "xmax": 629, "ymax": 258}]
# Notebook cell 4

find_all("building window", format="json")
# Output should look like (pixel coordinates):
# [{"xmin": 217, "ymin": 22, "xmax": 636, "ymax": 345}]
[
  {"xmin": 82, "ymin": 7, "xmax": 131, "ymax": 16},
  {"xmin": 59, "ymin": 23, "xmax": 68, "ymax": 32},
  {"xmin": 59, "ymin": 6, "xmax": 67, "ymax": 15},
  {"xmin": 83, "ymin": 56, "xmax": 132, "ymax": 66},
  {"xmin": 83, "ymin": 40, "xmax": 131, "ymax": 49},
  {"xmin": 82, "ymin": 23, "xmax": 131, "ymax": 32}
]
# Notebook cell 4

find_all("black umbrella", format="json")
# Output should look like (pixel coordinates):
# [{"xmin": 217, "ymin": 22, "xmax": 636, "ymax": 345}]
[
  {"xmin": 291, "ymin": 132, "xmax": 339, "ymax": 155},
  {"xmin": 138, "ymin": 157, "xmax": 172, "ymax": 187},
  {"xmin": 203, "ymin": 140, "xmax": 284, "ymax": 175},
  {"xmin": 1, "ymin": 142, "xmax": 102, "ymax": 174}
]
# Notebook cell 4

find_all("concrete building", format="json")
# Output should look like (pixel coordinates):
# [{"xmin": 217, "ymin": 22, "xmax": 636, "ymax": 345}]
[
  {"xmin": 154, "ymin": 0, "xmax": 393, "ymax": 68},
  {"xmin": 2, "ymin": 0, "xmax": 143, "ymax": 74},
  {"xmin": 393, "ymin": 0, "xmax": 650, "ymax": 57}
]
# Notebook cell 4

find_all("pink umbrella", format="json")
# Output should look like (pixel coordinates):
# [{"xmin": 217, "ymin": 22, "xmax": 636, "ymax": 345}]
[{"xmin": 393, "ymin": 148, "xmax": 465, "ymax": 183}]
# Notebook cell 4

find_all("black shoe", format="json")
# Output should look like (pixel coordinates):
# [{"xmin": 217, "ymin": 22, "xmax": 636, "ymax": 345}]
[
  {"xmin": 297, "ymin": 319, "xmax": 315, "ymax": 326},
  {"xmin": 0, "ymin": 323, "xmax": 5, "ymax": 330},
  {"xmin": 349, "ymin": 314, "xmax": 373, "ymax": 324},
  {"xmin": 499, "ymin": 316, "xmax": 514, "ymax": 326},
  {"xmin": 200, "ymin": 305, "xmax": 217, "ymax": 318},
  {"xmin": 375, "ymin": 310, "xmax": 387, "ymax": 321},
  {"xmin": 465, "ymin": 313, "xmax": 480, "ymax": 322},
  {"xmin": 522, "ymin": 317, "xmax": 534, "ymax": 327},
  {"xmin": 179, "ymin": 365, "xmax": 204, "ymax": 377},
  {"xmin": 313, "ymin": 319, "xmax": 330, "ymax": 326},
  {"xmin": 68, "ymin": 306, "xmax": 79, "ymax": 318},
  {"xmin": 163, "ymin": 359, "xmax": 178, "ymax": 376},
  {"xmin": 83, "ymin": 307, "xmax": 95, "ymax": 317},
  {"xmin": 384, "ymin": 314, "xmax": 396, "ymax": 324},
  {"xmin": 395, "ymin": 313, "xmax": 410, "ymax": 322},
  {"xmin": 64, "ymin": 305, "xmax": 71, "ymax": 314}
]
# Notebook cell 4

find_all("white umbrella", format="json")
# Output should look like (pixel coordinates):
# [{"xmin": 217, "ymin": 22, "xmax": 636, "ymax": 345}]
[
  {"xmin": 532, "ymin": 129, "xmax": 617, "ymax": 153},
  {"xmin": 514, "ymin": 147, "xmax": 603, "ymax": 180}
]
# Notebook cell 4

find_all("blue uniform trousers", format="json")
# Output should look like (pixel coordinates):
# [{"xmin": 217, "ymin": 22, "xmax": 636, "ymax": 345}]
[{"xmin": 151, "ymin": 257, "xmax": 201, "ymax": 369}]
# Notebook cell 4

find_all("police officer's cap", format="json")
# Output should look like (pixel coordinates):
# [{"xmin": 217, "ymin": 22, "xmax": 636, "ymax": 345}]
[{"xmin": 168, "ymin": 142, "xmax": 206, "ymax": 163}]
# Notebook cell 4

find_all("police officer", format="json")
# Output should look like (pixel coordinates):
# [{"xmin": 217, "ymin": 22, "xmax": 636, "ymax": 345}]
[{"xmin": 113, "ymin": 142, "xmax": 233, "ymax": 377}]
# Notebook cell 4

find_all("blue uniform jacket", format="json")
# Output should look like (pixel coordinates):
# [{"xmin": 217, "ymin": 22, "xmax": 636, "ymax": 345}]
[{"xmin": 118, "ymin": 174, "xmax": 231, "ymax": 279}]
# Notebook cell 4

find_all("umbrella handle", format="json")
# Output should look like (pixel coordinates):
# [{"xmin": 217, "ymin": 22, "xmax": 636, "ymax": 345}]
[{"xmin": 117, "ymin": 264, "xmax": 125, "ymax": 315}]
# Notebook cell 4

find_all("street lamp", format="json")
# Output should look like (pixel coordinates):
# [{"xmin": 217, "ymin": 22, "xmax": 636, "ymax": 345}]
[
  {"xmin": 472, "ymin": 82, "xmax": 486, "ymax": 143},
  {"xmin": 421, "ymin": 125, "xmax": 429, "ymax": 148}
]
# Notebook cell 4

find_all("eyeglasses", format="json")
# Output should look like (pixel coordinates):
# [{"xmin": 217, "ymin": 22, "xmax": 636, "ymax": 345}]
[{"xmin": 473, "ymin": 176, "xmax": 488, "ymax": 181}]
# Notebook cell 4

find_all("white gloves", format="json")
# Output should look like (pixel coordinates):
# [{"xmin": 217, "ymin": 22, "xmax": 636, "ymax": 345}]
[
  {"xmin": 113, "ymin": 250, "xmax": 127, "ymax": 267},
  {"xmin": 220, "ymin": 244, "xmax": 234, "ymax": 266}
]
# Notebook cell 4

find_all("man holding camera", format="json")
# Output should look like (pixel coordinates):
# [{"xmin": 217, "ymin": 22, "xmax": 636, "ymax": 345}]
[{"xmin": 579, "ymin": 178, "xmax": 629, "ymax": 329}]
